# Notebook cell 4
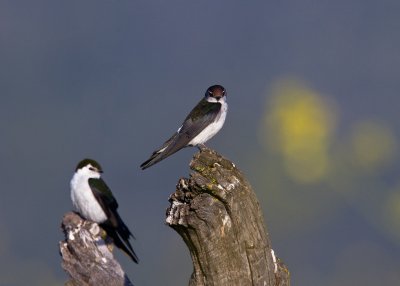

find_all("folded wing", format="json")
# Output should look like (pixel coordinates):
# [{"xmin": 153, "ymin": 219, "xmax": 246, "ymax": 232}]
[
  {"xmin": 140, "ymin": 99, "xmax": 221, "ymax": 169},
  {"xmin": 88, "ymin": 178, "xmax": 139, "ymax": 263}
]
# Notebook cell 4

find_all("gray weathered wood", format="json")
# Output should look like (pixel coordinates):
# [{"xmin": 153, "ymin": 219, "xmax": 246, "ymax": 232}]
[
  {"xmin": 166, "ymin": 148, "xmax": 290, "ymax": 286},
  {"xmin": 59, "ymin": 212, "xmax": 133, "ymax": 286}
]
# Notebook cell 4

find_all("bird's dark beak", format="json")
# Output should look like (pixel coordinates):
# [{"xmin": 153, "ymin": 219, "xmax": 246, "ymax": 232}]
[{"xmin": 98, "ymin": 169, "xmax": 104, "ymax": 173}]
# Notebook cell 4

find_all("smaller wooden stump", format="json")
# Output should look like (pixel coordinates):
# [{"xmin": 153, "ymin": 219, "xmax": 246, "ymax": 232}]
[{"xmin": 60, "ymin": 212, "xmax": 133, "ymax": 286}]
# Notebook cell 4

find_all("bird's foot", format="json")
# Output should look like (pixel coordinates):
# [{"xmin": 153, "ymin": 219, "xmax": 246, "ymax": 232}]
[{"xmin": 197, "ymin": 143, "xmax": 208, "ymax": 151}]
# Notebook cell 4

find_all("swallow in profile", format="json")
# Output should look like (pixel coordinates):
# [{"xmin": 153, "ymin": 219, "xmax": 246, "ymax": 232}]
[
  {"xmin": 70, "ymin": 158, "xmax": 138, "ymax": 263},
  {"xmin": 141, "ymin": 84, "xmax": 227, "ymax": 170}
]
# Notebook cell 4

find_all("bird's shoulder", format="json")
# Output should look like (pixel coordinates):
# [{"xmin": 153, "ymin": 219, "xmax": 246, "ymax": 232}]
[
  {"xmin": 88, "ymin": 178, "xmax": 118, "ymax": 209},
  {"xmin": 184, "ymin": 98, "xmax": 221, "ymax": 123}
]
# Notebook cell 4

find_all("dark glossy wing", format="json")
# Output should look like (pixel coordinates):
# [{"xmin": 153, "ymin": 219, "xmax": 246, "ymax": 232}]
[
  {"xmin": 179, "ymin": 98, "xmax": 222, "ymax": 140},
  {"xmin": 140, "ymin": 98, "xmax": 221, "ymax": 169},
  {"xmin": 100, "ymin": 218, "xmax": 139, "ymax": 263},
  {"xmin": 88, "ymin": 178, "xmax": 139, "ymax": 263},
  {"xmin": 88, "ymin": 178, "xmax": 118, "ymax": 218},
  {"xmin": 140, "ymin": 132, "xmax": 179, "ymax": 169}
]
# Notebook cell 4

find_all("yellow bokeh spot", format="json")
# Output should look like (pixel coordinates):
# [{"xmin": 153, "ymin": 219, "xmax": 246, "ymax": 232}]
[
  {"xmin": 382, "ymin": 190, "xmax": 400, "ymax": 242},
  {"xmin": 387, "ymin": 192, "xmax": 400, "ymax": 223},
  {"xmin": 351, "ymin": 120, "xmax": 396, "ymax": 170},
  {"xmin": 261, "ymin": 79, "xmax": 336, "ymax": 184}
]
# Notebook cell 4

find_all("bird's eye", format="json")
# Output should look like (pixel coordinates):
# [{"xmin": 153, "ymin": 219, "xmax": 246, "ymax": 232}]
[
  {"xmin": 208, "ymin": 90, "xmax": 213, "ymax": 95},
  {"xmin": 222, "ymin": 89, "xmax": 225, "ymax": 94},
  {"xmin": 89, "ymin": 167, "xmax": 95, "ymax": 171}
]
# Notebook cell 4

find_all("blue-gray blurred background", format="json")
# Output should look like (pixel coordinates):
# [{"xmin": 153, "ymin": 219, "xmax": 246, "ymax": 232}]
[{"xmin": 1, "ymin": 1, "xmax": 400, "ymax": 285}]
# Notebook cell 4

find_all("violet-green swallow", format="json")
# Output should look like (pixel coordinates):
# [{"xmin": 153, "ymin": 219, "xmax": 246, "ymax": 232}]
[
  {"xmin": 70, "ymin": 158, "xmax": 138, "ymax": 263},
  {"xmin": 140, "ymin": 84, "xmax": 227, "ymax": 169}
]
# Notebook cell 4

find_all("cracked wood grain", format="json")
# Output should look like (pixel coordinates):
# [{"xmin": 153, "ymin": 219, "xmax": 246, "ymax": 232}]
[
  {"xmin": 166, "ymin": 148, "xmax": 290, "ymax": 286},
  {"xmin": 59, "ymin": 212, "xmax": 133, "ymax": 286}
]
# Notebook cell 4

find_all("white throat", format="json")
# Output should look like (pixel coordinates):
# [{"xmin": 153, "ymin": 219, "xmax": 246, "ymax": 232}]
[{"xmin": 206, "ymin": 95, "xmax": 226, "ymax": 104}]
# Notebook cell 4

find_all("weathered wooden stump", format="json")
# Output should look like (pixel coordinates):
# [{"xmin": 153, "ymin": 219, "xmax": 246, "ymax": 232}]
[
  {"xmin": 166, "ymin": 149, "xmax": 290, "ymax": 286},
  {"xmin": 59, "ymin": 212, "xmax": 133, "ymax": 286}
]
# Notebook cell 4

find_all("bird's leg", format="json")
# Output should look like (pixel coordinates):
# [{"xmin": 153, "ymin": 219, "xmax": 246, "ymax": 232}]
[{"xmin": 197, "ymin": 143, "xmax": 208, "ymax": 151}]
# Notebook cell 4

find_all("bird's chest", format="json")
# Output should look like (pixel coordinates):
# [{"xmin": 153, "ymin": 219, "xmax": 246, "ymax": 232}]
[
  {"xmin": 189, "ymin": 103, "xmax": 227, "ymax": 146},
  {"xmin": 70, "ymin": 178, "xmax": 107, "ymax": 223}
]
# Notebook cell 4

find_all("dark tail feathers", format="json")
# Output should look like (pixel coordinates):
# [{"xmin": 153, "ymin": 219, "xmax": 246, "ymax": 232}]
[
  {"xmin": 101, "ymin": 221, "xmax": 139, "ymax": 263},
  {"xmin": 140, "ymin": 150, "xmax": 167, "ymax": 169},
  {"xmin": 140, "ymin": 133, "xmax": 188, "ymax": 169}
]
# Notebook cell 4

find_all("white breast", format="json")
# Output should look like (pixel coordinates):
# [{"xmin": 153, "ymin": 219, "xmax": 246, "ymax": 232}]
[
  {"xmin": 189, "ymin": 100, "xmax": 228, "ymax": 146},
  {"xmin": 70, "ymin": 172, "xmax": 107, "ymax": 223}
]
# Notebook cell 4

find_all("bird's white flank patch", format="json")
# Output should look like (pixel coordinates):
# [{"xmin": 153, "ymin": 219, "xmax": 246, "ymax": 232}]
[{"xmin": 158, "ymin": 146, "xmax": 167, "ymax": 153}]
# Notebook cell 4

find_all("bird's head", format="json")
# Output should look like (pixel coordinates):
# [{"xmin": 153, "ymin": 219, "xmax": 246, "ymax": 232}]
[
  {"xmin": 205, "ymin": 85, "xmax": 226, "ymax": 103},
  {"xmin": 74, "ymin": 158, "xmax": 103, "ymax": 179}
]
